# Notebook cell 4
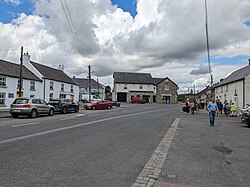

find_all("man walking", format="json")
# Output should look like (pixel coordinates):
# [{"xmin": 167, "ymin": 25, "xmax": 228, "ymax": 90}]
[{"xmin": 207, "ymin": 98, "xmax": 219, "ymax": 127}]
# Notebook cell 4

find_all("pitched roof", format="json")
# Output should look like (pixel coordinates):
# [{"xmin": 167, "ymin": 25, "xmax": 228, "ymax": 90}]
[
  {"xmin": 73, "ymin": 78, "xmax": 104, "ymax": 89},
  {"xmin": 30, "ymin": 61, "xmax": 78, "ymax": 85},
  {"xmin": 152, "ymin": 78, "xmax": 165, "ymax": 85},
  {"xmin": 0, "ymin": 59, "xmax": 41, "ymax": 81},
  {"xmin": 113, "ymin": 72, "xmax": 153, "ymax": 84},
  {"xmin": 214, "ymin": 65, "xmax": 250, "ymax": 87}
]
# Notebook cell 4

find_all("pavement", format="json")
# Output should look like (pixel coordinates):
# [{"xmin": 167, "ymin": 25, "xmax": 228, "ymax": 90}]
[{"xmin": 154, "ymin": 109, "xmax": 250, "ymax": 187}]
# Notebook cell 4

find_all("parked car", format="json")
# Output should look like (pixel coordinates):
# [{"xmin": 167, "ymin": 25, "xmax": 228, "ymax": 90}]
[
  {"xmin": 84, "ymin": 100, "xmax": 113, "ymax": 110},
  {"xmin": 48, "ymin": 99, "xmax": 79, "ymax": 114},
  {"xmin": 10, "ymin": 98, "xmax": 54, "ymax": 118},
  {"xmin": 241, "ymin": 108, "xmax": 250, "ymax": 126},
  {"xmin": 131, "ymin": 97, "xmax": 146, "ymax": 104},
  {"xmin": 240, "ymin": 104, "xmax": 250, "ymax": 116}
]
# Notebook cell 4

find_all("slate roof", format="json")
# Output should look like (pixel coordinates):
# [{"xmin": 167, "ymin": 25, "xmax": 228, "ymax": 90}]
[
  {"xmin": 214, "ymin": 65, "xmax": 250, "ymax": 88},
  {"xmin": 113, "ymin": 72, "xmax": 153, "ymax": 84},
  {"xmin": 0, "ymin": 59, "xmax": 41, "ymax": 81},
  {"xmin": 73, "ymin": 78, "xmax": 104, "ymax": 89},
  {"xmin": 30, "ymin": 61, "xmax": 78, "ymax": 85},
  {"xmin": 152, "ymin": 78, "xmax": 165, "ymax": 85}
]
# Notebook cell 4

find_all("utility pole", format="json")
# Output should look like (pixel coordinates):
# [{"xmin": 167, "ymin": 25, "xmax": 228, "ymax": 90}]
[
  {"xmin": 205, "ymin": 0, "xmax": 213, "ymax": 89},
  {"xmin": 193, "ymin": 84, "xmax": 196, "ymax": 98},
  {"xmin": 97, "ymin": 78, "xmax": 99, "ymax": 98},
  {"xmin": 19, "ymin": 46, "xmax": 23, "ymax": 98},
  {"xmin": 88, "ymin": 65, "xmax": 91, "ymax": 102}
]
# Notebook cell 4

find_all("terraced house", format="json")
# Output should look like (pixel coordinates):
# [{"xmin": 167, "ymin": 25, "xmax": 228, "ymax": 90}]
[
  {"xmin": 113, "ymin": 72, "xmax": 178, "ymax": 104},
  {"xmin": 0, "ymin": 59, "xmax": 42, "ymax": 110}
]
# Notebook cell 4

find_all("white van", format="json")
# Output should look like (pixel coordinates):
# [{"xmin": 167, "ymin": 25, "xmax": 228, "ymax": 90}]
[{"xmin": 80, "ymin": 95, "xmax": 102, "ymax": 103}]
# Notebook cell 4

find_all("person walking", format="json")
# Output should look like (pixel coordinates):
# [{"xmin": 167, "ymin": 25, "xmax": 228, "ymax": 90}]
[
  {"xmin": 207, "ymin": 98, "xmax": 219, "ymax": 127},
  {"xmin": 190, "ymin": 100, "xmax": 195, "ymax": 115}
]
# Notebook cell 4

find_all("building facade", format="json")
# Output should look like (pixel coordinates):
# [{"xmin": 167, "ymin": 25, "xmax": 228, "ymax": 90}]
[
  {"xmin": 73, "ymin": 78, "xmax": 105, "ymax": 100},
  {"xmin": 0, "ymin": 59, "xmax": 42, "ymax": 110},
  {"xmin": 214, "ymin": 59, "xmax": 250, "ymax": 111},
  {"xmin": 22, "ymin": 53, "xmax": 79, "ymax": 102},
  {"xmin": 113, "ymin": 72, "xmax": 178, "ymax": 104}
]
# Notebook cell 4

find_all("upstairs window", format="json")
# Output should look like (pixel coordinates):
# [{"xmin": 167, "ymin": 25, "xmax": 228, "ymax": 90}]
[
  {"xmin": 30, "ymin": 81, "xmax": 35, "ymax": 90},
  {"xmin": 124, "ymin": 84, "xmax": 127, "ymax": 89},
  {"xmin": 71, "ymin": 85, "xmax": 74, "ymax": 92},
  {"xmin": 221, "ymin": 87, "xmax": 223, "ymax": 93},
  {"xmin": 61, "ymin": 83, "xmax": 64, "ymax": 91},
  {"xmin": 0, "ymin": 76, "xmax": 6, "ymax": 87},
  {"xmin": 50, "ymin": 81, "xmax": 54, "ymax": 90},
  {"xmin": 165, "ymin": 85, "xmax": 170, "ymax": 91},
  {"xmin": 225, "ymin": 85, "xmax": 228, "ymax": 92},
  {"xmin": 139, "ymin": 85, "xmax": 143, "ymax": 89},
  {"xmin": 17, "ymin": 79, "xmax": 23, "ymax": 89}
]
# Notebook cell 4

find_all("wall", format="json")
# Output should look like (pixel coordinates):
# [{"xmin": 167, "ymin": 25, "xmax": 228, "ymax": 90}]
[
  {"xmin": 0, "ymin": 76, "xmax": 43, "ymax": 110},
  {"xmin": 156, "ymin": 79, "xmax": 178, "ymax": 104},
  {"xmin": 245, "ymin": 74, "xmax": 250, "ymax": 105}
]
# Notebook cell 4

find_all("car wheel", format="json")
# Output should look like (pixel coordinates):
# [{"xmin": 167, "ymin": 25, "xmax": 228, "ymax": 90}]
[
  {"xmin": 61, "ymin": 107, "xmax": 67, "ymax": 114},
  {"xmin": 74, "ymin": 107, "xmax": 79, "ymax": 113},
  {"xmin": 12, "ymin": 114, "xmax": 19, "ymax": 118},
  {"xmin": 92, "ymin": 106, "xmax": 96, "ymax": 110},
  {"xmin": 31, "ymin": 109, "xmax": 38, "ymax": 118},
  {"xmin": 107, "ymin": 105, "xmax": 111, "ymax": 110},
  {"xmin": 48, "ymin": 108, "xmax": 54, "ymax": 116}
]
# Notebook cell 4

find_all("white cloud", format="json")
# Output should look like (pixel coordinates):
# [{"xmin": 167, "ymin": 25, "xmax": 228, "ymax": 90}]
[
  {"xmin": 4, "ymin": 0, "xmax": 21, "ymax": 5},
  {"xmin": 0, "ymin": 0, "xmax": 250, "ymax": 93}
]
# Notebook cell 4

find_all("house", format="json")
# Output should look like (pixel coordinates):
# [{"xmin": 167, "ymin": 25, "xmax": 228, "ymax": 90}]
[
  {"xmin": 0, "ymin": 59, "xmax": 42, "ymax": 110},
  {"xmin": 153, "ymin": 78, "xmax": 178, "ymax": 104},
  {"xmin": 73, "ymin": 77, "xmax": 105, "ymax": 99},
  {"xmin": 214, "ymin": 59, "xmax": 250, "ymax": 110},
  {"xmin": 22, "ymin": 53, "xmax": 79, "ymax": 102},
  {"xmin": 113, "ymin": 72, "xmax": 178, "ymax": 103}
]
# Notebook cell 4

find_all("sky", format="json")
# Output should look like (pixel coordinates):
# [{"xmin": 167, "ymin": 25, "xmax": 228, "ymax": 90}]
[{"xmin": 0, "ymin": 0, "xmax": 250, "ymax": 94}]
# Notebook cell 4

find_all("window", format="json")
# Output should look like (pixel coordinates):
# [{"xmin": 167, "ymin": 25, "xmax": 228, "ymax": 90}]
[
  {"xmin": 61, "ymin": 83, "xmax": 64, "ymax": 91},
  {"xmin": 0, "ymin": 93, "xmax": 5, "ymax": 106},
  {"xmin": 60, "ymin": 94, "xmax": 66, "ymax": 99},
  {"xmin": 139, "ymin": 85, "xmax": 143, "ymax": 89},
  {"xmin": 165, "ymin": 85, "xmax": 170, "ymax": 91},
  {"xmin": 124, "ymin": 84, "xmax": 127, "ymax": 89},
  {"xmin": 50, "ymin": 81, "xmax": 54, "ymax": 90},
  {"xmin": 221, "ymin": 87, "xmax": 223, "ymax": 93},
  {"xmin": 49, "ymin": 93, "xmax": 53, "ymax": 100},
  {"xmin": 17, "ymin": 79, "xmax": 23, "ymax": 89},
  {"xmin": 30, "ymin": 81, "xmax": 35, "ymax": 90},
  {"xmin": 226, "ymin": 85, "xmax": 228, "ymax": 92},
  {"xmin": 0, "ymin": 76, "xmax": 6, "ymax": 87},
  {"xmin": 71, "ymin": 85, "xmax": 74, "ymax": 92}
]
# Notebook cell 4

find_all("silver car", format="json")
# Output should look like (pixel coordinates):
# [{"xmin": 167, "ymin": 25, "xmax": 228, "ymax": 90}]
[
  {"xmin": 240, "ymin": 104, "xmax": 250, "ymax": 117},
  {"xmin": 10, "ymin": 98, "xmax": 55, "ymax": 118}
]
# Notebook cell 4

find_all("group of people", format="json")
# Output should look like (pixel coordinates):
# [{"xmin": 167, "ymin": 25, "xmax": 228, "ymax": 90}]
[{"xmin": 184, "ymin": 98, "xmax": 238, "ymax": 127}]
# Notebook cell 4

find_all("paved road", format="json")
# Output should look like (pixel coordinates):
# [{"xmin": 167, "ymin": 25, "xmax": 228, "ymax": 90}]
[{"xmin": 0, "ymin": 104, "xmax": 179, "ymax": 187}]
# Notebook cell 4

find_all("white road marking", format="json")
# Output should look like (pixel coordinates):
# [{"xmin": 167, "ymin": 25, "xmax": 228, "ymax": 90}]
[
  {"xmin": 88, "ymin": 114, "xmax": 99, "ymax": 117},
  {"xmin": 59, "ymin": 116, "xmax": 76, "ymax": 121},
  {"xmin": 0, "ymin": 108, "xmax": 172, "ymax": 144},
  {"xmin": 12, "ymin": 122, "xmax": 39, "ymax": 128},
  {"xmin": 132, "ymin": 118, "xmax": 180, "ymax": 187},
  {"xmin": 75, "ymin": 114, "xmax": 85, "ymax": 117}
]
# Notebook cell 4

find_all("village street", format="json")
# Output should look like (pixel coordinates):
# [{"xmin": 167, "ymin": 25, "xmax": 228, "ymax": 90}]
[{"xmin": 0, "ymin": 104, "xmax": 249, "ymax": 187}]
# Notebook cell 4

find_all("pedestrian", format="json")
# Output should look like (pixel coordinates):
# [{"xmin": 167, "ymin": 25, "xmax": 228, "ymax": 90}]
[
  {"xmin": 196, "ymin": 98, "xmax": 200, "ymax": 111},
  {"xmin": 184, "ymin": 99, "xmax": 190, "ymax": 113},
  {"xmin": 224, "ymin": 100, "xmax": 230, "ymax": 116},
  {"xmin": 216, "ymin": 99, "xmax": 223, "ymax": 116},
  {"xmin": 190, "ymin": 100, "xmax": 195, "ymax": 115},
  {"xmin": 231, "ymin": 103, "xmax": 237, "ymax": 117},
  {"xmin": 207, "ymin": 98, "xmax": 219, "ymax": 127}
]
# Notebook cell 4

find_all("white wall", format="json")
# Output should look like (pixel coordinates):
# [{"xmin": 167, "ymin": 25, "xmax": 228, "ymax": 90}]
[
  {"xmin": 0, "ymin": 76, "xmax": 43, "ymax": 110},
  {"xmin": 115, "ymin": 83, "xmax": 155, "ymax": 93},
  {"xmin": 215, "ymin": 80, "xmax": 244, "ymax": 110},
  {"xmin": 245, "ymin": 74, "xmax": 250, "ymax": 105}
]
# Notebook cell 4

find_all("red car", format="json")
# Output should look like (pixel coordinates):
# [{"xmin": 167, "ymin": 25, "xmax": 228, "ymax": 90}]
[
  {"xmin": 84, "ymin": 100, "xmax": 113, "ymax": 110},
  {"xmin": 131, "ymin": 97, "xmax": 146, "ymax": 104}
]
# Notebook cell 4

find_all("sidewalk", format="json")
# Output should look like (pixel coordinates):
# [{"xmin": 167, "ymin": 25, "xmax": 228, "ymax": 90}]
[
  {"xmin": 155, "ymin": 109, "xmax": 250, "ymax": 187},
  {"xmin": 0, "ymin": 109, "xmax": 11, "ymax": 118}
]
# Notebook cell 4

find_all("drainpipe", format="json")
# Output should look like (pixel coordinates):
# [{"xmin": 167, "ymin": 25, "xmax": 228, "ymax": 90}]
[
  {"xmin": 43, "ymin": 78, "xmax": 46, "ymax": 100},
  {"xmin": 243, "ymin": 79, "xmax": 245, "ymax": 107}
]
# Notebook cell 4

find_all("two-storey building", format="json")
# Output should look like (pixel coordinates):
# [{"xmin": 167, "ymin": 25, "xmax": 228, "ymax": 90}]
[
  {"xmin": 23, "ymin": 53, "xmax": 79, "ymax": 102},
  {"xmin": 0, "ymin": 59, "xmax": 42, "ymax": 110},
  {"xmin": 113, "ymin": 72, "xmax": 178, "ymax": 104},
  {"xmin": 214, "ymin": 59, "xmax": 250, "ymax": 111}
]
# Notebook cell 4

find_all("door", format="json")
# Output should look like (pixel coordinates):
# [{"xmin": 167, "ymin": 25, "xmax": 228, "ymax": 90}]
[{"xmin": 117, "ymin": 93, "xmax": 127, "ymax": 102}]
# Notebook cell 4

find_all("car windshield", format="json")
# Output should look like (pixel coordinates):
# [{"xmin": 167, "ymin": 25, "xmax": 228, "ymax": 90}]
[{"xmin": 13, "ymin": 99, "xmax": 29, "ymax": 104}]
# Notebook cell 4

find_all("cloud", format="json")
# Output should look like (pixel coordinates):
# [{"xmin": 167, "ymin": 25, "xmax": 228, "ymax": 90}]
[
  {"xmin": 3, "ymin": 0, "xmax": 21, "ymax": 5},
  {"xmin": 0, "ymin": 0, "xmax": 250, "ymax": 93}
]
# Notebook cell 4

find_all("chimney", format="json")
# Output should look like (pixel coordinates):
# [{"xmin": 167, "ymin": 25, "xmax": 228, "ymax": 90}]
[
  {"xmin": 58, "ymin": 64, "xmax": 64, "ymax": 72},
  {"xmin": 22, "ymin": 52, "xmax": 30, "ymax": 64}
]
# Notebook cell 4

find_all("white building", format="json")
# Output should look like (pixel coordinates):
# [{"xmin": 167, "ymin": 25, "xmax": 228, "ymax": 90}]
[
  {"xmin": 23, "ymin": 53, "xmax": 79, "ymax": 102},
  {"xmin": 214, "ymin": 59, "xmax": 250, "ymax": 111},
  {"xmin": 0, "ymin": 59, "xmax": 42, "ymax": 110}
]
